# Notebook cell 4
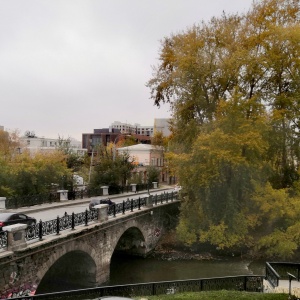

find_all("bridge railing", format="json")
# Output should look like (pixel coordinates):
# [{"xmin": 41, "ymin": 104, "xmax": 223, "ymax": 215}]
[
  {"xmin": 7, "ymin": 275, "xmax": 264, "ymax": 299},
  {"xmin": 0, "ymin": 231, "xmax": 7, "ymax": 250},
  {"xmin": 265, "ymin": 261, "xmax": 300, "ymax": 288},
  {"xmin": 5, "ymin": 184, "xmax": 159, "ymax": 209},
  {"xmin": 0, "ymin": 191, "xmax": 179, "ymax": 249}
]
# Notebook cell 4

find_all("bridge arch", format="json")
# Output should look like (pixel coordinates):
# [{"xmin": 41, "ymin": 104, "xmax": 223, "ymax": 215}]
[
  {"xmin": 36, "ymin": 249, "xmax": 96, "ymax": 294},
  {"xmin": 113, "ymin": 226, "xmax": 146, "ymax": 257},
  {"xmin": 35, "ymin": 241, "xmax": 98, "ymax": 294}
]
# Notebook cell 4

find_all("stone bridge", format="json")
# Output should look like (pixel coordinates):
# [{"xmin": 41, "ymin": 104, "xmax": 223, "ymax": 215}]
[{"xmin": 0, "ymin": 199, "xmax": 179, "ymax": 298}]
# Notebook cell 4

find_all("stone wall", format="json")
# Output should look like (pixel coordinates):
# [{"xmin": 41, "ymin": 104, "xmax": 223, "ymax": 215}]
[{"xmin": 0, "ymin": 201, "xmax": 179, "ymax": 298}]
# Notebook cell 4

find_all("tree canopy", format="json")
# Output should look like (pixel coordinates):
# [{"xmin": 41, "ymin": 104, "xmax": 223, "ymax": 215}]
[{"xmin": 148, "ymin": 0, "xmax": 300, "ymax": 258}]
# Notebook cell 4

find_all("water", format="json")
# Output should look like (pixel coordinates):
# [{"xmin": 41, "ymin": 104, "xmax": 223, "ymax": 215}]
[
  {"xmin": 107, "ymin": 254, "xmax": 265, "ymax": 286},
  {"xmin": 36, "ymin": 253, "xmax": 266, "ymax": 295}
]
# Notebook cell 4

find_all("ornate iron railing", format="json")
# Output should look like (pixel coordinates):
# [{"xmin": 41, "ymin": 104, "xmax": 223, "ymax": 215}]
[
  {"xmin": 0, "ymin": 231, "xmax": 8, "ymax": 249},
  {"xmin": 265, "ymin": 262, "xmax": 300, "ymax": 287},
  {"xmin": 24, "ymin": 191, "xmax": 178, "ymax": 242},
  {"xmin": 6, "ymin": 184, "xmax": 158, "ymax": 209},
  {"xmin": 25, "ymin": 210, "xmax": 99, "ymax": 241},
  {"xmin": 8, "ymin": 275, "xmax": 264, "ymax": 299},
  {"xmin": 5, "ymin": 193, "xmax": 59, "ymax": 209}
]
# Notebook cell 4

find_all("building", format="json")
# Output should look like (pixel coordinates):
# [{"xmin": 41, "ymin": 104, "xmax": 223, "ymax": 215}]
[
  {"xmin": 117, "ymin": 144, "xmax": 168, "ymax": 183},
  {"xmin": 19, "ymin": 135, "xmax": 86, "ymax": 156},
  {"xmin": 82, "ymin": 128, "xmax": 121, "ymax": 155},
  {"xmin": 110, "ymin": 121, "xmax": 154, "ymax": 137},
  {"xmin": 154, "ymin": 118, "xmax": 171, "ymax": 137}
]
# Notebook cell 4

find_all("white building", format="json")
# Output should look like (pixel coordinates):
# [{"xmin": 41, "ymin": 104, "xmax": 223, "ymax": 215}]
[
  {"xmin": 117, "ymin": 144, "xmax": 164, "ymax": 166},
  {"xmin": 117, "ymin": 144, "xmax": 169, "ymax": 183},
  {"xmin": 154, "ymin": 118, "xmax": 171, "ymax": 137},
  {"xmin": 19, "ymin": 135, "xmax": 87, "ymax": 156},
  {"xmin": 110, "ymin": 121, "xmax": 154, "ymax": 137},
  {"xmin": 110, "ymin": 119, "xmax": 171, "ymax": 138}
]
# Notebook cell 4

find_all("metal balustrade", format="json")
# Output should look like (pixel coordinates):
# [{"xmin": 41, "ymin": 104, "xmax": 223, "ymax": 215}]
[
  {"xmin": 0, "ymin": 231, "xmax": 7, "ymax": 249},
  {"xmin": 265, "ymin": 261, "xmax": 300, "ymax": 288},
  {"xmin": 5, "ymin": 183, "xmax": 158, "ymax": 209},
  {"xmin": 0, "ymin": 191, "xmax": 178, "ymax": 250},
  {"xmin": 6, "ymin": 275, "xmax": 264, "ymax": 299}
]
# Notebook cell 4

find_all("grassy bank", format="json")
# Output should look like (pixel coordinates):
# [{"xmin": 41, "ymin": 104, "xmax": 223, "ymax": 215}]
[{"xmin": 134, "ymin": 290, "xmax": 290, "ymax": 300}]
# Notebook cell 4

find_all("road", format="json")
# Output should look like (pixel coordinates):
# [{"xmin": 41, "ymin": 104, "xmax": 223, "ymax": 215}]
[{"xmin": 26, "ymin": 189, "xmax": 174, "ymax": 222}]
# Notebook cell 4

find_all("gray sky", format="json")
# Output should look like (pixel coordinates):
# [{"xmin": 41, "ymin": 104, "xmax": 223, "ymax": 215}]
[{"xmin": 0, "ymin": 0, "xmax": 254, "ymax": 141}]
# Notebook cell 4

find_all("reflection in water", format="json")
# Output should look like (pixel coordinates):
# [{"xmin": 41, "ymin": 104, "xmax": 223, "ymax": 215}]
[{"xmin": 107, "ymin": 253, "xmax": 265, "ymax": 286}]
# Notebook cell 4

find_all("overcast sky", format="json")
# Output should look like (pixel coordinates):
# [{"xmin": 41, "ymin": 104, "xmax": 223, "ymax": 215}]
[{"xmin": 0, "ymin": 0, "xmax": 254, "ymax": 141}]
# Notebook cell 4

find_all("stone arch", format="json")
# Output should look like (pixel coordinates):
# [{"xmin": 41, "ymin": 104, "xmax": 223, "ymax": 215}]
[
  {"xmin": 35, "ymin": 241, "xmax": 98, "ymax": 294},
  {"xmin": 110, "ymin": 221, "xmax": 149, "ymax": 259}
]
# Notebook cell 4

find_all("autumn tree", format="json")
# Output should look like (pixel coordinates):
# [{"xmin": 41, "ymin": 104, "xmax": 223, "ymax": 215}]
[
  {"xmin": 0, "ymin": 129, "xmax": 21, "ymax": 160},
  {"xmin": 8, "ymin": 151, "xmax": 71, "ymax": 195},
  {"xmin": 90, "ymin": 145, "xmax": 135, "ymax": 191},
  {"xmin": 148, "ymin": 0, "xmax": 300, "ymax": 256}
]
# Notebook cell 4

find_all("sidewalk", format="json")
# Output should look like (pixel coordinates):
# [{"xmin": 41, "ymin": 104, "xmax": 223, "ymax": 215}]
[{"xmin": 1, "ymin": 185, "xmax": 173, "ymax": 214}]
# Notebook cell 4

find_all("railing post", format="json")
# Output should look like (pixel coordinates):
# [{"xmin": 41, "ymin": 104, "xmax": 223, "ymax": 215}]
[
  {"xmin": 152, "ymin": 282, "xmax": 156, "ymax": 295},
  {"xmin": 155, "ymin": 194, "xmax": 157, "ymax": 206},
  {"xmin": 57, "ymin": 190, "xmax": 68, "ymax": 202},
  {"xmin": 0, "ymin": 197, "xmax": 6, "ymax": 209},
  {"xmin": 2, "ymin": 224, "xmax": 27, "ymax": 251},
  {"xmin": 56, "ymin": 216, "xmax": 60, "ymax": 235},
  {"xmin": 130, "ymin": 184, "xmax": 137, "ymax": 193},
  {"xmin": 146, "ymin": 195, "xmax": 153, "ymax": 208},
  {"xmin": 85, "ymin": 209, "xmax": 88, "ymax": 226},
  {"xmin": 122, "ymin": 200, "xmax": 125, "ymax": 214},
  {"xmin": 39, "ymin": 219, "xmax": 43, "ymax": 240},
  {"xmin": 113, "ymin": 204, "xmax": 116, "ymax": 217},
  {"xmin": 101, "ymin": 186, "xmax": 109, "ymax": 196},
  {"xmin": 95, "ymin": 204, "xmax": 109, "ymax": 222},
  {"xmin": 138, "ymin": 197, "xmax": 141, "ymax": 210},
  {"xmin": 71, "ymin": 212, "xmax": 75, "ymax": 230},
  {"xmin": 131, "ymin": 199, "xmax": 133, "ymax": 212}
]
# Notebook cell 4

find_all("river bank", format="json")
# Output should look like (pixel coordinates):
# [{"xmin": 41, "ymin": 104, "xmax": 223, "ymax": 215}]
[
  {"xmin": 152, "ymin": 230, "xmax": 300, "ymax": 262},
  {"xmin": 150, "ymin": 230, "xmax": 241, "ymax": 262}
]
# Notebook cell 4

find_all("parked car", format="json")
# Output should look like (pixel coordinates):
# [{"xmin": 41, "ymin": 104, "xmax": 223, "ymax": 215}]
[
  {"xmin": 0, "ymin": 213, "xmax": 36, "ymax": 230},
  {"xmin": 89, "ymin": 198, "xmax": 115, "ymax": 210}
]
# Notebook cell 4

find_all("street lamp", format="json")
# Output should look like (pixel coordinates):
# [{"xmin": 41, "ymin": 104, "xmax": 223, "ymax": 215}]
[
  {"xmin": 112, "ymin": 134, "xmax": 124, "ymax": 161},
  {"xmin": 88, "ymin": 144, "xmax": 94, "ymax": 184}
]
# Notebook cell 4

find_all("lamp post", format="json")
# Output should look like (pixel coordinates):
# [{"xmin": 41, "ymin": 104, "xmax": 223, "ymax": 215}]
[
  {"xmin": 88, "ymin": 144, "xmax": 94, "ymax": 184},
  {"xmin": 112, "ymin": 134, "xmax": 123, "ymax": 161}
]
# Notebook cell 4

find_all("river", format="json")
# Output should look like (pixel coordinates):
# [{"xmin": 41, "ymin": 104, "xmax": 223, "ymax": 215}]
[
  {"xmin": 36, "ymin": 253, "xmax": 266, "ymax": 295},
  {"xmin": 107, "ymin": 254, "xmax": 265, "ymax": 286}
]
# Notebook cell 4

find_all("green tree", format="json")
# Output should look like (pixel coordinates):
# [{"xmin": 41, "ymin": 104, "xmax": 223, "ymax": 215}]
[
  {"xmin": 90, "ymin": 146, "xmax": 135, "ymax": 190},
  {"xmin": 147, "ymin": 0, "xmax": 300, "ymax": 254},
  {"xmin": 6, "ymin": 151, "xmax": 70, "ymax": 195},
  {"xmin": 146, "ymin": 165, "xmax": 160, "ymax": 184}
]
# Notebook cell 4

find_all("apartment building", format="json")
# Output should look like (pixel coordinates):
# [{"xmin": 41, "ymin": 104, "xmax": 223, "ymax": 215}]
[
  {"xmin": 19, "ymin": 135, "xmax": 86, "ymax": 156},
  {"xmin": 110, "ymin": 121, "xmax": 154, "ymax": 137}
]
